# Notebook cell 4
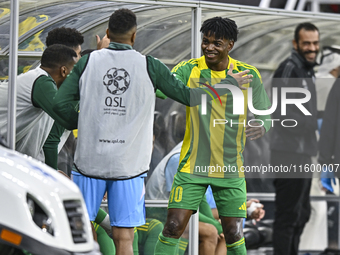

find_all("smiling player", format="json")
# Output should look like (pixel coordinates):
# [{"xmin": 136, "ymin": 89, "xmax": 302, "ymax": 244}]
[{"xmin": 154, "ymin": 17, "xmax": 271, "ymax": 255}]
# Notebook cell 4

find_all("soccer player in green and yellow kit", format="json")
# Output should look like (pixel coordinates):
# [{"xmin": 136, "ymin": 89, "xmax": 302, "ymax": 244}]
[{"xmin": 154, "ymin": 17, "xmax": 271, "ymax": 255}]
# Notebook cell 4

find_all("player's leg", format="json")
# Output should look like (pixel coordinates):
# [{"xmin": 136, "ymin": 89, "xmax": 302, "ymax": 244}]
[
  {"xmin": 212, "ymin": 178, "xmax": 247, "ymax": 255},
  {"xmin": 154, "ymin": 208, "xmax": 192, "ymax": 255},
  {"xmin": 111, "ymin": 227, "xmax": 134, "ymax": 255},
  {"xmin": 94, "ymin": 208, "xmax": 111, "ymax": 235},
  {"xmin": 107, "ymin": 175, "xmax": 146, "ymax": 255},
  {"xmin": 154, "ymin": 172, "xmax": 207, "ymax": 255},
  {"xmin": 198, "ymin": 221, "xmax": 218, "ymax": 255},
  {"xmin": 94, "ymin": 207, "xmax": 139, "ymax": 254},
  {"xmin": 72, "ymin": 171, "xmax": 106, "ymax": 242},
  {"xmin": 137, "ymin": 218, "xmax": 164, "ymax": 255},
  {"xmin": 198, "ymin": 196, "xmax": 223, "ymax": 235},
  {"xmin": 215, "ymin": 234, "xmax": 227, "ymax": 255},
  {"xmin": 93, "ymin": 222, "xmax": 116, "ymax": 255},
  {"xmin": 220, "ymin": 217, "xmax": 245, "ymax": 255},
  {"xmin": 198, "ymin": 197, "xmax": 223, "ymax": 254}
]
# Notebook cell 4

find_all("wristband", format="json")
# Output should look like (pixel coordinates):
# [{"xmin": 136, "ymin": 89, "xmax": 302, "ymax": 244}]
[{"xmin": 247, "ymin": 202, "xmax": 262, "ymax": 217}]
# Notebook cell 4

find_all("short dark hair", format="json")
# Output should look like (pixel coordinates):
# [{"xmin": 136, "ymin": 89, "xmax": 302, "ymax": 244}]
[
  {"xmin": 41, "ymin": 44, "xmax": 77, "ymax": 69},
  {"xmin": 46, "ymin": 27, "xmax": 84, "ymax": 48},
  {"xmin": 108, "ymin": 9, "xmax": 137, "ymax": 34},
  {"xmin": 294, "ymin": 22, "xmax": 319, "ymax": 43},
  {"xmin": 200, "ymin": 17, "xmax": 238, "ymax": 42}
]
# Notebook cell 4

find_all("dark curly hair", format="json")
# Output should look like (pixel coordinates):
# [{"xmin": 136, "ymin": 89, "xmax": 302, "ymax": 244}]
[
  {"xmin": 46, "ymin": 27, "xmax": 84, "ymax": 48},
  {"xmin": 200, "ymin": 17, "xmax": 238, "ymax": 42},
  {"xmin": 108, "ymin": 9, "xmax": 137, "ymax": 34}
]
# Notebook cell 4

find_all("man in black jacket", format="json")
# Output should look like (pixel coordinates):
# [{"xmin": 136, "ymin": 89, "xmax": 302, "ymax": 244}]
[{"xmin": 270, "ymin": 22, "xmax": 319, "ymax": 255}]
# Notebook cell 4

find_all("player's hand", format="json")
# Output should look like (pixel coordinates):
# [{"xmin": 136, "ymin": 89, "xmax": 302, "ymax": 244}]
[
  {"xmin": 246, "ymin": 198, "xmax": 260, "ymax": 207},
  {"xmin": 251, "ymin": 206, "xmax": 265, "ymax": 222},
  {"xmin": 247, "ymin": 199, "xmax": 265, "ymax": 223},
  {"xmin": 245, "ymin": 122, "xmax": 265, "ymax": 141},
  {"xmin": 227, "ymin": 63, "xmax": 253, "ymax": 90},
  {"xmin": 96, "ymin": 34, "xmax": 110, "ymax": 50}
]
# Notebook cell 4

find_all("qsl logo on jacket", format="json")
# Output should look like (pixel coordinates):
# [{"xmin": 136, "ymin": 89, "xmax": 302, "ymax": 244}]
[{"xmin": 103, "ymin": 67, "xmax": 130, "ymax": 95}]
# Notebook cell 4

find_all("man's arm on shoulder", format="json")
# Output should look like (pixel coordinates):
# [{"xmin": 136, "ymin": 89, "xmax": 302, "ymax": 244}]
[
  {"xmin": 147, "ymin": 56, "xmax": 192, "ymax": 105},
  {"xmin": 32, "ymin": 75, "xmax": 76, "ymax": 130},
  {"xmin": 53, "ymin": 54, "xmax": 89, "ymax": 129},
  {"xmin": 154, "ymin": 61, "xmax": 190, "ymax": 100},
  {"xmin": 146, "ymin": 56, "xmax": 238, "ymax": 106},
  {"xmin": 171, "ymin": 60, "xmax": 189, "ymax": 84}
]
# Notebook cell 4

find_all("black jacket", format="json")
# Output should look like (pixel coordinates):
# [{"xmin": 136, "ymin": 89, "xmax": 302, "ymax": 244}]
[
  {"xmin": 270, "ymin": 49, "xmax": 318, "ymax": 156},
  {"xmin": 318, "ymin": 79, "xmax": 340, "ymax": 166}
]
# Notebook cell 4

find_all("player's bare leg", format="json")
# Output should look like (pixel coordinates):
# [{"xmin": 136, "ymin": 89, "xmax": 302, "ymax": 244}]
[
  {"xmin": 198, "ymin": 222, "xmax": 218, "ymax": 255},
  {"xmin": 154, "ymin": 208, "xmax": 192, "ymax": 255},
  {"xmin": 220, "ymin": 217, "xmax": 246, "ymax": 255},
  {"xmin": 112, "ymin": 226, "xmax": 134, "ymax": 255},
  {"xmin": 215, "ymin": 234, "xmax": 227, "ymax": 255},
  {"xmin": 162, "ymin": 208, "xmax": 193, "ymax": 238}
]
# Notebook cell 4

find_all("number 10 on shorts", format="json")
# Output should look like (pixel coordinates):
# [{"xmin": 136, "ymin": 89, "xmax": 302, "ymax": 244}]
[{"xmin": 170, "ymin": 186, "xmax": 183, "ymax": 203}]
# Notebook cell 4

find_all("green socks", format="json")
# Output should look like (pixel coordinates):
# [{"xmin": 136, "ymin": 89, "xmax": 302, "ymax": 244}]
[
  {"xmin": 94, "ymin": 208, "xmax": 111, "ymax": 236},
  {"xmin": 140, "ymin": 219, "xmax": 164, "ymax": 255},
  {"xmin": 226, "ymin": 237, "xmax": 246, "ymax": 255},
  {"xmin": 154, "ymin": 232, "xmax": 180, "ymax": 255},
  {"xmin": 93, "ymin": 222, "xmax": 116, "ymax": 255},
  {"xmin": 177, "ymin": 237, "xmax": 188, "ymax": 255},
  {"xmin": 95, "ymin": 208, "xmax": 107, "ymax": 224}
]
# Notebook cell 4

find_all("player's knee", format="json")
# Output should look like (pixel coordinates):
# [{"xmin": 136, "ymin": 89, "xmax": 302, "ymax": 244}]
[
  {"xmin": 223, "ymin": 226, "xmax": 243, "ymax": 244},
  {"xmin": 199, "ymin": 222, "xmax": 218, "ymax": 245},
  {"xmin": 221, "ymin": 218, "xmax": 244, "ymax": 244},
  {"xmin": 163, "ymin": 219, "xmax": 183, "ymax": 239},
  {"xmin": 112, "ymin": 227, "xmax": 134, "ymax": 244}
]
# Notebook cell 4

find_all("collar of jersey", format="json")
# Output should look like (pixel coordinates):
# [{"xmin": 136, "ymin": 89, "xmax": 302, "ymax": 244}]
[
  {"xmin": 38, "ymin": 66, "xmax": 56, "ymax": 85},
  {"xmin": 108, "ymin": 42, "xmax": 133, "ymax": 50},
  {"xmin": 199, "ymin": 55, "xmax": 235, "ymax": 72}
]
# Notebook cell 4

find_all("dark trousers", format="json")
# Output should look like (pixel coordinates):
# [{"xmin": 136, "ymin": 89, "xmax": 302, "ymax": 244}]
[{"xmin": 271, "ymin": 150, "xmax": 312, "ymax": 255}]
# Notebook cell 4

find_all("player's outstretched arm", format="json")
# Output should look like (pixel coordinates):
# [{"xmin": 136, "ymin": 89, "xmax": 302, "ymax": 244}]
[{"xmin": 147, "ymin": 56, "xmax": 250, "ymax": 106}]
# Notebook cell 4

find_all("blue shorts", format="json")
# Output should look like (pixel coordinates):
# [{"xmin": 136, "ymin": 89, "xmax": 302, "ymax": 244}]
[{"xmin": 72, "ymin": 171, "xmax": 146, "ymax": 227}]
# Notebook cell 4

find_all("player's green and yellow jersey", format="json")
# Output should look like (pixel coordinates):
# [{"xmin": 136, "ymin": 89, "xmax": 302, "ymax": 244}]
[{"xmin": 172, "ymin": 55, "xmax": 271, "ymax": 178}]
